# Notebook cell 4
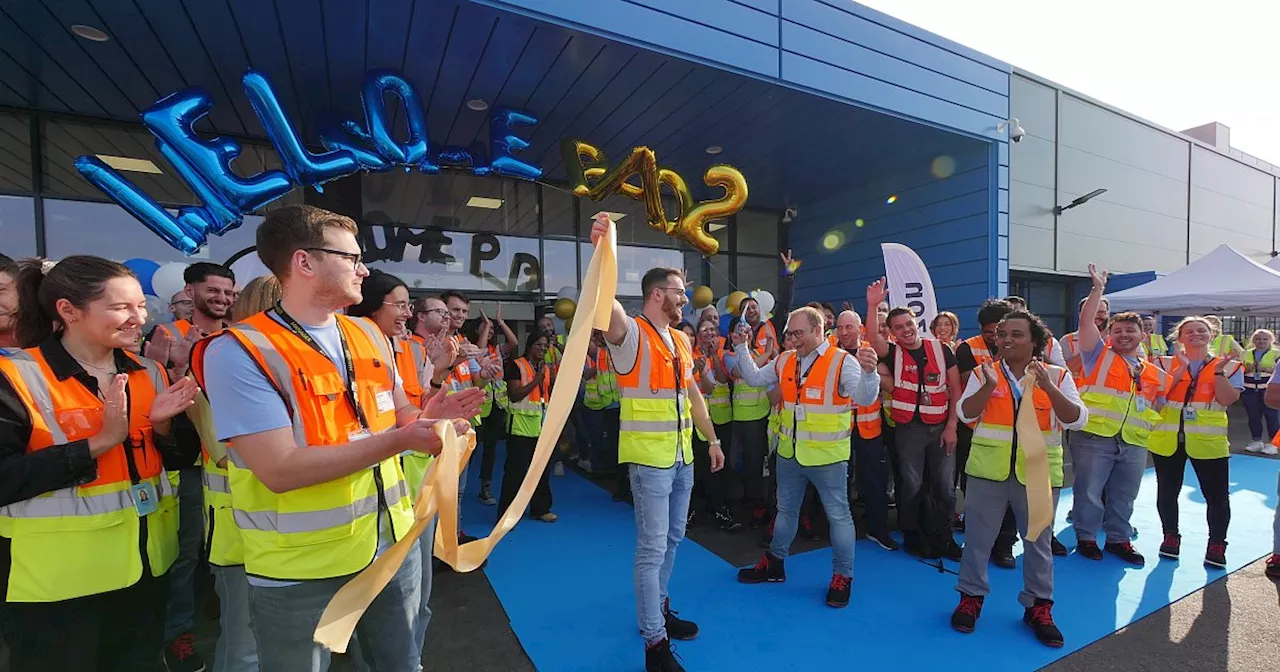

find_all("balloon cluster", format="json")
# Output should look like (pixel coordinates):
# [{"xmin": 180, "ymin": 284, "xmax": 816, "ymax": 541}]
[
  {"xmin": 76, "ymin": 69, "xmax": 543, "ymax": 255},
  {"xmin": 554, "ymin": 286, "xmax": 577, "ymax": 320},
  {"xmin": 561, "ymin": 139, "xmax": 748, "ymax": 257}
]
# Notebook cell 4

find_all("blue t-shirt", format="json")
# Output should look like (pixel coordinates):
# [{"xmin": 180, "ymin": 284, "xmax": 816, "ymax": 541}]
[{"xmin": 201, "ymin": 313, "xmax": 401, "ymax": 587}]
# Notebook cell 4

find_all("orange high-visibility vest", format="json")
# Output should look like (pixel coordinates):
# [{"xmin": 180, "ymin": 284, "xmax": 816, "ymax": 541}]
[
  {"xmin": 753, "ymin": 321, "xmax": 777, "ymax": 356},
  {"xmin": 775, "ymin": 345, "xmax": 852, "ymax": 465},
  {"xmin": 616, "ymin": 318, "xmax": 695, "ymax": 467},
  {"xmin": 394, "ymin": 337, "xmax": 426, "ymax": 407},
  {"xmin": 842, "ymin": 340, "xmax": 882, "ymax": 439},
  {"xmin": 0, "ymin": 347, "xmax": 178, "ymax": 602}
]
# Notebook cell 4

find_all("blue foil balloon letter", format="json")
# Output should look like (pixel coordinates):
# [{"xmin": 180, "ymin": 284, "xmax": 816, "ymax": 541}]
[
  {"xmin": 242, "ymin": 69, "xmax": 358, "ymax": 189},
  {"xmin": 361, "ymin": 70, "xmax": 439, "ymax": 173},
  {"xmin": 141, "ymin": 87, "xmax": 293, "ymax": 221},
  {"xmin": 489, "ymin": 107, "xmax": 542, "ymax": 181},
  {"xmin": 74, "ymin": 156, "xmax": 206, "ymax": 254}
]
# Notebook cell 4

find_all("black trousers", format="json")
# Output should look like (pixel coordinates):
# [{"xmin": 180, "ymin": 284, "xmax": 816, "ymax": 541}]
[
  {"xmin": 499, "ymin": 434, "xmax": 554, "ymax": 518},
  {"xmin": 4, "ymin": 571, "xmax": 168, "ymax": 672},
  {"xmin": 851, "ymin": 431, "xmax": 890, "ymax": 536},
  {"xmin": 693, "ymin": 422, "xmax": 733, "ymax": 512},
  {"xmin": 1153, "ymin": 442, "xmax": 1230, "ymax": 543},
  {"xmin": 477, "ymin": 409, "xmax": 506, "ymax": 485},
  {"xmin": 603, "ymin": 407, "xmax": 628, "ymax": 497}
]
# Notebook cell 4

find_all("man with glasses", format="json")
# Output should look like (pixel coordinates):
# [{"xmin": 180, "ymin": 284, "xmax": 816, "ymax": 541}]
[
  {"xmin": 734, "ymin": 307, "xmax": 880, "ymax": 607},
  {"xmin": 169, "ymin": 291, "xmax": 195, "ymax": 323},
  {"xmin": 197, "ymin": 205, "xmax": 483, "ymax": 671}
]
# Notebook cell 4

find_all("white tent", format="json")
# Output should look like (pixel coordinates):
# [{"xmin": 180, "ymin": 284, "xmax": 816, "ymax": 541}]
[
  {"xmin": 1104, "ymin": 244, "xmax": 1280, "ymax": 315},
  {"xmin": 1266, "ymin": 255, "xmax": 1280, "ymax": 271}
]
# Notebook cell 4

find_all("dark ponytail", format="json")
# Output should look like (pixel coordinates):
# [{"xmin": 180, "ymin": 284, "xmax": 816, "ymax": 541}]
[{"xmin": 14, "ymin": 256, "xmax": 135, "ymax": 347}]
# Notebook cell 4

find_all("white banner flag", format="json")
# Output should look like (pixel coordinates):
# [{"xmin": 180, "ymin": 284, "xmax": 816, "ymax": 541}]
[{"xmin": 880, "ymin": 243, "xmax": 938, "ymax": 338}]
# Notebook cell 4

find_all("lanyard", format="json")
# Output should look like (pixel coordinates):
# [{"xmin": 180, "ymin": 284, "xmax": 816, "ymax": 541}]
[
  {"xmin": 273, "ymin": 304, "xmax": 371, "ymax": 430},
  {"xmin": 793, "ymin": 350, "xmax": 820, "ymax": 394},
  {"xmin": 1000, "ymin": 361, "xmax": 1023, "ymax": 410},
  {"xmin": 1180, "ymin": 358, "xmax": 1210, "ymax": 406}
]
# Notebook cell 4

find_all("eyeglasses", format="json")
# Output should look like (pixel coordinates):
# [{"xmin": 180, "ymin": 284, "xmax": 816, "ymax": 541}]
[
  {"xmin": 653, "ymin": 286, "xmax": 685, "ymax": 294},
  {"xmin": 170, "ymin": 299, "xmax": 194, "ymax": 308},
  {"xmin": 785, "ymin": 329, "xmax": 809, "ymax": 340},
  {"xmin": 421, "ymin": 308, "xmax": 450, "ymax": 318},
  {"xmin": 383, "ymin": 301, "xmax": 412, "ymax": 313},
  {"xmin": 306, "ymin": 247, "xmax": 365, "ymax": 270}
]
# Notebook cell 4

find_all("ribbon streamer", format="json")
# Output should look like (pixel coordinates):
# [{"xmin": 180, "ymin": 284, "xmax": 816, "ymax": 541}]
[
  {"xmin": 314, "ymin": 224, "xmax": 618, "ymax": 651},
  {"xmin": 1016, "ymin": 367, "xmax": 1054, "ymax": 543}
]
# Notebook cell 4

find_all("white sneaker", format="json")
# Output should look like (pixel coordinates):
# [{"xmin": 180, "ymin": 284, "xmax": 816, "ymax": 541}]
[
  {"xmin": 578, "ymin": 459, "xmax": 593, "ymax": 473},
  {"xmin": 1262, "ymin": 443, "xmax": 1279, "ymax": 456},
  {"xmin": 1245, "ymin": 440, "xmax": 1264, "ymax": 453},
  {"xmin": 553, "ymin": 462, "xmax": 565, "ymax": 477}
]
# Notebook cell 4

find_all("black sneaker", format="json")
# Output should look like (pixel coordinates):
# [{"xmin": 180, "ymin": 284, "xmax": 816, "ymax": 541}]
[
  {"xmin": 714, "ymin": 507, "xmax": 742, "ymax": 531},
  {"xmin": 1264, "ymin": 553, "xmax": 1280, "ymax": 579},
  {"xmin": 905, "ymin": 531, "xmax": 941, "ymax": 559},
  {"xmin": 1204, "ymin": 541, "xmax": 1227, "ymax": 569},
  {"xmin": 991, "ymin": 545, "xmax": 1016, "ymax": 569},
  {"xmin": 738, "ymin": 553, "xmax": 786, "ymax": 583},
  {"xmin": 478, "ymin": 485, "xmax": 497, "ymax": 506},
  {"xmin": 1104, "ymin": 540, "xmax": 1145, "ymax": 566},
  {"xmin": 1050, "ymin": 535, "xmax": 1068, "ymax": 557},
  {"xmin": 750, "ymin": 506, "xmax": 767, "ymax": 529},
  {"xmin": 1159, "ymin": 533, "xmax": 1181, "ymax": 559},
  {"xmin": 1077, "ymin": 540, "xmax": 1103, "ymax": 560},
  {"xmin": 826, "ymin": 573, "xmax": 852, "ymax": 608},
  {"xmin": 945, "ymin": 539, "xmax": 964, "ymax": 562},
  {"xmin": 662, "ymin": 599, "xmax": 698, "ymax": 640},
  {"xmin": 950, "ymin": 593, "xmax": 984, "ymax": 633},
  {"xmin": 163, "ymin": 633, "xmax": 206, "ymax": 672},
  {"xmin": 644, "ymin": 638, "xmax": 685, "ymax": 672},
  {"xmin": 952, "ymin": 515, "xmax": 965, "ymax": 532},
  {"xmin": 1023, "ymin": 599, "xmax": 1064, "ymax": 648},
  {"xmin": 867, "ymin": 531, "xmax": 900, "ymax": 551}
]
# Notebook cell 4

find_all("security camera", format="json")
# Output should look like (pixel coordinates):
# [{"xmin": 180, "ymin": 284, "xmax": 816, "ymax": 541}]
[
  {"xmin": 783, "ymin": 207, "xmax": 798, "ymax": 223},
  {"xmin": 998, "ymin": 118, "xmax": 1026, "ymax": 143}
]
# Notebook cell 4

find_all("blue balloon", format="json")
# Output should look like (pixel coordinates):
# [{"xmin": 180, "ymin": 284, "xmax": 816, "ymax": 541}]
[
  {"xmin": 360, "ymin": 70, "xmax": 438, "ymax": 173},
  {"xmin": 140, "ymin": 87, "xmax": 293, "ymax": 216},
  {"xmin": 318, "ymin": 117, "xmax": 394, "ymax": 173},
  {"xmin": 489, "ymin": 106, "xmax": 542, "ymax": 180},
  {"xmin": 242, "ymin": 69, "xmax": 358, "ymax": 188},
  {"xmin": 719, "ymin": 313, "xmax": 733, "ymax": 337},
  {"xmin": 74, "ymin": 156, "xmax": 203, "ymax": 254},
  {"xmin": 123, "ymin": 258, "xmax": 161, "ymax": 295}
]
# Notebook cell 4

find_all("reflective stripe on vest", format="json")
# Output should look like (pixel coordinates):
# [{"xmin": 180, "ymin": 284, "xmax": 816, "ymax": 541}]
[
  {"xmin": 507, "ymin": 358, "xmax": 547, "ymax": 438},
  {"xmin": 1148, "ymin": 356, "xmax": 1236, "ymax": 459},
  {"xmin": 1243, "ymin": 348, "xmax": 1278, "ymax": 389},
  {"xmin": 1077, "ymin": 346, "xmax": 1165, "ymax": 446},
  {"xmin": 775, "ymin": 347, "xmax": 852, "ymax": 466},
  {"xmin": 617, "ymin": 319, "xmax": 694, "ymax": 468},
  {"xmin": 214, "ymin": 313, "xmax": 414, "ymax": 581},
  {"xmin": 889, "ymin": 338, "xmax": 948, "ymax": 424},
  {"xmin": 967, "ymin": 365, "xmax": 1066, "ymax": 486},
  {"xmin": 0, "ymin": 348, "xmax": 179, "ymax": 602}
]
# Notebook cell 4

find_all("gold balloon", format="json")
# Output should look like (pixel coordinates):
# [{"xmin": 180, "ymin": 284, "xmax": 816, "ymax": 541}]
[
  {"xmin": 679, "ymin": 164, "xmax": 748, "ymax": 257},
  {"xmin": 691, "ymin": 285, "xmax": 714, "ymax": 309},
  {"xmin": 553, "ymin": 298, "xmax": 576, "ymax": 320},
  {"xmin": 726, "ymin": 291, "xmax": 749, "ymax": 317}
]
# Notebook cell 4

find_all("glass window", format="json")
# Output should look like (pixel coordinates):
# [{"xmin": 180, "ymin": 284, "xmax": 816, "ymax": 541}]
[
  {"xmin": 542, "ymin": 239, "xmax": 578, "ymax": 298},
  {"xmin": 0, "ymin": 195, "xmax": 38, "ymax": 257},
  {"xmin": 362, "ymin": 171, "xmax": 538, "ymax": 236},
  {"xmin": 579, "ymin": 243, "xmax": 683, "ymax": 297},
  {"xmin": 44, "ymin": 198, "xmax": 260, "ymax": 264},
  {"xmin": 709, "ymin": 253, "xmax": 732, "ymax": 298},
  {"xmin": 584, "ymin": 193, "xmax": 679, "ymax": 248},
  {"xmin": 735, "ymin": 255, "xmax": 779, "ymax": 299},
  {"xmin": 542, "ymin": 185, "xmax": 576, "ymax": 237},
  {"xmin": 360, "ymin": 226, "xmax": 540, "ymax": 293},
  {"xmin": 0, "ymin": 113, "xmax": 32, "ymax": 195},
  {"xmin": 736, "ymin": 209, "xmax": 780, "ymax": 254}
]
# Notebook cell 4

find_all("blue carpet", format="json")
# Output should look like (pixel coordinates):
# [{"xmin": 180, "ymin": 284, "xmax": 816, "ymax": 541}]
[{"xmin": 461, "ymin": 451, "xmax": 1279, "ymax": 672}]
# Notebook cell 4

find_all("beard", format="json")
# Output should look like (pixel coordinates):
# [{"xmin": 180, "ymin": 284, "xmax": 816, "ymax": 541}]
[
  {"xmin": 319, "ymin": 274, "xmax": 360, "ymax": 309},
  {"xmin": 196, "ymin": 296, "xmax": 229, "ymax": 320},
  {"xmin": 663, "ymin": 296, "xmax": 682, "ymax": 323}
]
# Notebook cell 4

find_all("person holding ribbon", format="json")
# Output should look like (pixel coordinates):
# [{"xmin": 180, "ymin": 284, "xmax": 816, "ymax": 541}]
[
  {"xmin": 733, "ymin": 306, "xmax": 881, "ymax": 607},
  {"xmin": 1151, "ymin": 317, "xmax": 1243, "ymax": 568},
  {"xmin": 0, "ymin": 255, "xmax": 201, "ymax": 671},
  {"xmin": 196, "ymin": 205, "xmax": 483, "ymax": 672},
  {"xmin": 950, "ymin": 309, "xmax": 1086, "ymax": 647},
  {"xmin": 590, "ymin": 214, "xmax": 725, "ymax": 672}
]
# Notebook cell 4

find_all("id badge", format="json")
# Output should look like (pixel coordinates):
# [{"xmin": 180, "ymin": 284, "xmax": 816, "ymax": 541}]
[
  {"xmin": 1183, "ymin": 407, "xmax": 1198, "ymax": 422},
  {"xmin": 375, "ymin": 390, "xmax": 395, "ymax": 414},
  {"xmin": 349, "ymin": 429, "xmax": 372, "ymax": 442},
  {"xmin": 795, "ymin": 405, "xmax": 807, "ymax": 422},
  {"xmin": 131, "ymin": 481, "xmax": 159, "ymax": 517},
  {"xmin": 1135, "ymin": 397, "xmax": 1147, "ymax": 413}
]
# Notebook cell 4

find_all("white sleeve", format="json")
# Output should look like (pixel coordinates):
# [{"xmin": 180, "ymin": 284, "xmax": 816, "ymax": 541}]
[
  {"xmin": 605, "ymin": 317, "xmax": 640, "ymax": 375},
  {"xmin": 1057, "ymin": 372, "xmax": 1090, "ymax": 430},
  {"xmin": 955, "ymin": 372, "xmax": 987, "ymax": 424},
  {"xmin": 1047, "ymin": 338, "xmax": 1067, "ymax": 368}
]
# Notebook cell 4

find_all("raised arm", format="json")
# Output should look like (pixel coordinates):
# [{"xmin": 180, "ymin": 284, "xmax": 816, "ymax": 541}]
[
  {"xmin": 865, "ymin": 277, "xmax": 890, "ymax": 358},
  {"xmin": 1079, "ymin": 263, "xmax": 1108, "ymax": 354}
]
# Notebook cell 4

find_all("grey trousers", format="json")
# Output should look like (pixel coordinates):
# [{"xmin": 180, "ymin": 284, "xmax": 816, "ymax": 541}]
[
  {"xmin": 957, "ymin": 475, "xmax": 1055, "ymax": 607},
  {"xmin": 894, "ymin": 419, "xmax": 955, "ymax": 532}
]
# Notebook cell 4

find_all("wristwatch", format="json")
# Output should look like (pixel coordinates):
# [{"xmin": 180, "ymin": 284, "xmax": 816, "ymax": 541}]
[{"xmin": 709, "ymin": 439, "xmax": 722, "ymax": 447}]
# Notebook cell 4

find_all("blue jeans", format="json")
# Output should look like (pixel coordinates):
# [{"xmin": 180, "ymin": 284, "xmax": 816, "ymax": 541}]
[
  {"xmin": 412, "ymin": 521, "xmax": 438, "ymax": 671},
  {"xmin": 1071, "ymin": 432, "xmax": 1148, "ymax": 544},
  {"xmin": 1241, "ymin": 389, "xmax": 1280, "ymax": 440},
  {"xmin": 164, "ymin": 466, "xmax": 204, "ymax": 641},
  {"xmin": 247, "ymin": 548, "xmax": 422, "ymax": 672},
  {"xmin": 629, "ymin": 460, "xmax": 694, "ymax": 646},
  {"xmin": 211, "ymin": 565, "xmax": 259, "ymax": 672},
  {"xmin": 772, "ymin": 457, "xmax": 856, "ymax": 578}
]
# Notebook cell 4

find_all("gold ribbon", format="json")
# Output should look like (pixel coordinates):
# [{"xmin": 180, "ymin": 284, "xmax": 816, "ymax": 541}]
[
  {"xmin": 314, "ymin": 224, "xmax": 619, "ymax": 652},
  {"xmin": 1016, "ymin": 366, "xmax": 1053, "ymax": 542}
]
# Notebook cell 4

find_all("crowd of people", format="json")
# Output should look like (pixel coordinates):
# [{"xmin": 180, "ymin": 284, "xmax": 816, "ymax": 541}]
[{"xmin": 0, "ymin": 206, "xmax": 1278, "ymax": 672}]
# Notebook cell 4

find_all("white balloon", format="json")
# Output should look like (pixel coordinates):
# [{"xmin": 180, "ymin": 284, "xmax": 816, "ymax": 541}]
[
  {"xmin": 151, "ymin": 262, "xmax": 190, "ymax": 301},
  {"xmin": 716, "ymin": 295, "xmax": 729, "ymax": 315},
  {"xmin": 557, "ymin": 285, "xmax": 577, "ymax": 301},
  {"xmin": 229, "ymin": 253, "xmax": 272, "ymax": 289},
  {"xmin": 143, "ymin": 295, "xmax": 173, "ymax": 331},
  {"xmin": 752, "ymin": 290, "xmax": 775, "ymax": 316}
]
